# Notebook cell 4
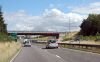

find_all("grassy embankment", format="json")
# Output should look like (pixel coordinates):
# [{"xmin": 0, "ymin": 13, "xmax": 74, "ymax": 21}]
[
  {"xmin": 62, "ymin": 31, "xmax": 100, "ymax": 44},
  {"xmin": 0, "ymin": 34, "xmax": 21, "ymax": 62},
  {"xmin": 61, "ymin": 31, "xmax": 100, "ymax": 53},
  {"xmin": 62, "ymin": 31, "xmax": 78, "ymax": 41},
  {"xmin": 0, "ymin": 42, "xmax": 21, "ymax": 62},
  {"xmin": 33, "ymin": 36, "xmax": 49, "ymax": 41}
]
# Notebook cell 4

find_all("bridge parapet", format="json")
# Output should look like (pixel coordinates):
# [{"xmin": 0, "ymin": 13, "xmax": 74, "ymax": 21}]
[
  {"xmin": 8, "ymin": 31, "xmax": 63, "ymax": 39},
  {"xmin": 8, "ymin": 31, "xmax": 61, "ymax": 33}
]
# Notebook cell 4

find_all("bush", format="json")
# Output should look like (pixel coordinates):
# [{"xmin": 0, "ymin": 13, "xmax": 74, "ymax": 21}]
[
  {"xmin": 0, "ymin": 33, "xmax": 12, "ymax": 42},
  {"xmin": 79, "ymin": 35, "xmax": 100, "ymax": 41},
  {"xmin": 63, "ymin": 38, "xmax": 72, "ymax": 41},
  {"xmin": 80, "ymin": 14, "xmax": 100, "ymax": 36}
]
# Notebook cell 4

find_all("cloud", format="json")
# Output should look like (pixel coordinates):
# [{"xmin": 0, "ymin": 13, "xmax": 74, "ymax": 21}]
[
  {"xmin": 71, "ymin": 2, "xmax": 100, "ymax": 14},
  {"xmin": 4, "ymin": 10, "xmax": 43, "ymax": 31},
  {"xmin": 4, "ymin": 8, "xmax": 86, "ymax": 32}
]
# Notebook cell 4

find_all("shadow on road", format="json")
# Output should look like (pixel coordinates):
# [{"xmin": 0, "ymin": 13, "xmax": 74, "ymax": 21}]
[{"xmin": 41, "ymin": 47, "xmax": 58, "ymax": 49}]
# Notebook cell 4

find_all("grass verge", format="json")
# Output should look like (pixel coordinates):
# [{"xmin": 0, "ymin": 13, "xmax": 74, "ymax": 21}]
[
  {"xmin": 0, "ymin": 42, "xmax": 21, "ymax": 62},
  {"xmin": 62, "ymin": 31, "xmax": 78, "ymax": 41}
]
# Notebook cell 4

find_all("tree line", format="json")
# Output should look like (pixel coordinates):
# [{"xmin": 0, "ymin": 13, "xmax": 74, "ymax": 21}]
[
  {"xmin": 0, "ymin": 6, "xmax": 7, "ymax": 34},
  {"xmin": 80, "ymin": 14, "xmax": 100, "ymax": 36}
]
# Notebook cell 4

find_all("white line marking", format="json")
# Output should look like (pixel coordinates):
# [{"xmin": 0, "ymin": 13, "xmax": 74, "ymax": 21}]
[
  {"xmin": 10, "ymin": 48, "xmax": 22, "ymax": 62},
  {"xmin": 56, "ymin": 55, "xmax": 61, "ymax": 58},
  {"xmin": 65, "ymin": 48, "xmax": 100, "ymax": 56},
  {"xmin": 58, "ymin": 47, "xmax": 60, "ymax": 48}
]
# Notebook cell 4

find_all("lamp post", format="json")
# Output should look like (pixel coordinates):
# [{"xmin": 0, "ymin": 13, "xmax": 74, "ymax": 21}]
[
  {"xmin": 69, "ymin": 17, "xmax": 70, "ymax": 33},
  {"xmin": 65, "ymin": 16, "xmax": 71, "ymax": 36},
  {"xmin": 68, "ymin": 17, "xmax": 71, "ymax": 39}
]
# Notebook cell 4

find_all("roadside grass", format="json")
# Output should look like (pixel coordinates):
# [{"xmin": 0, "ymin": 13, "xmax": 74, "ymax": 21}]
[
  {"xmin": 80, "ymin": 35, "xmax": 100, "ymax": 41},
  {"xmin": 0, "ymin": 42, "xmax": 21, "ymax": 62},
  {"xmin": 79, "ymin": 40, "xmax": 100, "ymax": 45},
  {"xmin": 0, "ymin": 34, "xmax": 12, "ymax": 42},
  {"xmin": 33, "ymin": 37, "xmax": 48, "ymax": 41},
  {"xmin": 62, "ymin": 31, "xmax": 78, "ymax": 41},
  {"xmin": 61, "ymin": 34, "xmax": 100, "ymax": 54},
  {"xmin": 62, "ymin": 31, "xmax": 100, "ymax": 44}
]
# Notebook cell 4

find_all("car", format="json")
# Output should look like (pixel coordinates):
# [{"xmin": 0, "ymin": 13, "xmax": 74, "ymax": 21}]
[
  {"xmin": 46, "ymin": 39, "xmax": 58, "ymax": 49},
  {"xmin": 23, "ymin": 39, "xmax": 31, "ymax": 47}
]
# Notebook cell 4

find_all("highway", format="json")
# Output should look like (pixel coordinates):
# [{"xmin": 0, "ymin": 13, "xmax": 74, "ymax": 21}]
[{"xmin": 12, "ymin": 43, "xmax": 100, "ymax": 62}]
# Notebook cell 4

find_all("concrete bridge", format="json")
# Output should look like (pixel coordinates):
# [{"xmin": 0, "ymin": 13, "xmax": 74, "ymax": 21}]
[{"xmin": 8, "ymin": 31, "xmax": 65, "ymax": 39}]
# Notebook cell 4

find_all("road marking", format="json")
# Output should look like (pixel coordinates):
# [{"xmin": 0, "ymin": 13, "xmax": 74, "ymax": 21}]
[
  {"xmin": 64, "ymin": 48, "xmax": 100, "ymax": 56},
  {"xmin": 56, "ymin": 55, "xmax": 61, "ymax": 58},
  {"xmin": 10, "ymin": 48, "xmax": 22, "ymax": 62},
  {"xmin": 58, "ymin": 47, "xmax": 60, "ymax": 48}
]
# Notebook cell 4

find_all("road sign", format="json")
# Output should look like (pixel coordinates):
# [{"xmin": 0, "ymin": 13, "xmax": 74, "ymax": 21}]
[
  {"xmin": 10, "ymin": 33, "xmax": 17, "ymax": 42},
  {"xmin": 10, "ymin": 33, "xmax": 17, "ymax": 37}
]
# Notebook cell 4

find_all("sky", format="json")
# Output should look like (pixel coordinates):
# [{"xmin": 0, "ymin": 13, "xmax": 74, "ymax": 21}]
[{"xmin": 0, "ymin": 0, "xmax": 100, "ymax": 32}]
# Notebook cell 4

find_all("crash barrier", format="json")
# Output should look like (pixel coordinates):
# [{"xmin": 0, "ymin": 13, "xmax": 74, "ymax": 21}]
[
  {"xmin": 34, "ymin": 41, "xmax": 100, "ymax": 49},
  {"xmin": 58, "ymin": 43, "xmax": 100, "ymax": 49}
]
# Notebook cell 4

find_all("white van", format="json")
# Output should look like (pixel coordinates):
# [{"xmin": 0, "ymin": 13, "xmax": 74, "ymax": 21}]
[{"xmin": 23, "ymin": 39, "xmax": 31, "ymax": 47}]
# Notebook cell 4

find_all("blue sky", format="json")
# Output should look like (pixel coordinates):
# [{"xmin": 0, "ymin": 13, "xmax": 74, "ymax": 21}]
[
  {"xmin": 0, "ymin": 0, "xmax": 100, "ymax": 31},
  {"xmin": 0, "ymin": 0, "xmax": 99, "ymax": 15}
]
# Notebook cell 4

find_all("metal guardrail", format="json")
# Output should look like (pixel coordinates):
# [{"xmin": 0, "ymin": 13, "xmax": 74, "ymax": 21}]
[
  {"xmin": 34, "ymin": 41, "xmax": 100, "ymax": 49},
  {"xmin": 58, "ymin": 43, "xmax": 100, "ymax": 48}
]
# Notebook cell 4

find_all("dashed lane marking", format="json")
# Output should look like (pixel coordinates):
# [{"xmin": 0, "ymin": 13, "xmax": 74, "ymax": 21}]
[{"xmin": 56, "ymin": 55, "xmax": 61, "ymax": 58}]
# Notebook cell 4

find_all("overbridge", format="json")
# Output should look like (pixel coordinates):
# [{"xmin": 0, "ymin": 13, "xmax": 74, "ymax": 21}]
[{"xmin": 8, "ymin": 31, "xmax": 60, "ymax": 39}]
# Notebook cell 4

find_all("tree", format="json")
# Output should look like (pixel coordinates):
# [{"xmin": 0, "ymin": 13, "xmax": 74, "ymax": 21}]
[
  {"xmin": 80, "ymin": 19, "xmax": 92, "ymax": 36},
  {"xmin": 0, "ymin": 6, "xmax": 7, "ymax": 34},
  {"xmin": 80, "ymin": 14, "xmax": 100, "ymax": 36}
]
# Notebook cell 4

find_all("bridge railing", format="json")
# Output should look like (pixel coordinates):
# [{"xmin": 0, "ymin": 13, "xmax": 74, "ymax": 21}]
[{"xmin": 8, "ymin": 31, "xmax": 64, "ymax": 33}]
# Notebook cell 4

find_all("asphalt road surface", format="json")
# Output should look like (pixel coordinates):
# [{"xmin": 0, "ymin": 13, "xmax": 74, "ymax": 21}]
[{"xmin": 12, "ymin": 43, "xmax": 100, "ymax": 62}]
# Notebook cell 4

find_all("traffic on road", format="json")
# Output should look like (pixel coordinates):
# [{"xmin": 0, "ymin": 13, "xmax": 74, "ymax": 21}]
[{"xmin": 11, "ymin": 38, "xmax": 100, "ymax": 62}]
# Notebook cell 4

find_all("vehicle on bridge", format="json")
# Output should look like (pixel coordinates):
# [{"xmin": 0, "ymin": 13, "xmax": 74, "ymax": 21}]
[{"xmin": 46, "ymin": 39, "xmax": 58, "ymax": 49}]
